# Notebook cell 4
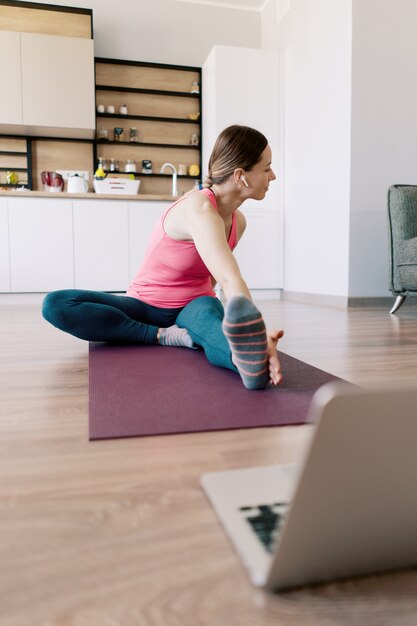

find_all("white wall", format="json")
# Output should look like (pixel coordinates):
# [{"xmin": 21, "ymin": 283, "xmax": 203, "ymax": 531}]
[
  {"xmin": 262, "ymin": 0, "xmax": 352, "ymax": 298},
  {"xmin": 25, "ymin": 0, "xmax": 260, "ymax": 66},
  {"xmin": 349, "ymin": 0, "xmax": 417, "ymax": 297},
  {"xmin": 263, "ymin": 0, "xmax": 417, "ymax": 299}
]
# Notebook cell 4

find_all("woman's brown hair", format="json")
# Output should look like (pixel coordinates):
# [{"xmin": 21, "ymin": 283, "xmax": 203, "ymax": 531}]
[{"xmin": 203, "ymin": 125, "xmax": 268, "ymax": 188}]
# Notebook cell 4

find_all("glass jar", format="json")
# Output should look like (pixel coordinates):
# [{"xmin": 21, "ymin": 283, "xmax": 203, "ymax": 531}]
[
  {"xmin": 129, "ymin": 127, "xmax": 138, "ymax": 142},
  {"xmin": 97, "ymin": 128, "xmax": 109, "ymax": 141},
  {"xmin": 190, "ymin": 132, "xmax": 199, "ymax": 146},
  {"xmin": 125, "ymin": 159, "xmax": 136, "ymax": 173}
]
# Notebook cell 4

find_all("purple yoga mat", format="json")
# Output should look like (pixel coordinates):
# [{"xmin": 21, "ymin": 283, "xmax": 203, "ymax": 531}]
[{"xmin": 89, "ymin": 343, "xmax": 343, "ymax": 440}]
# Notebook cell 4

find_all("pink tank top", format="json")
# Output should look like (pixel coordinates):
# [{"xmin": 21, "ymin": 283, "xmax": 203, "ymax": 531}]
[{"xmin": 127, "ymin": 188, "xmax": 238, "ymax": 308}]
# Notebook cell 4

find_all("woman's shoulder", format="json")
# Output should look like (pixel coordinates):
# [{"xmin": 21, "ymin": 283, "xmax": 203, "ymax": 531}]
[{"xmin": 181, "ymin": 189, "xmax": 218, "ymax": 215}]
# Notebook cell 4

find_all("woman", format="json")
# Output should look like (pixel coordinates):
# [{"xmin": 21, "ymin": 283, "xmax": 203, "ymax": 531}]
[{"xmin": 43, "ymin": 125, "xmax": 284, "ymax": 389}]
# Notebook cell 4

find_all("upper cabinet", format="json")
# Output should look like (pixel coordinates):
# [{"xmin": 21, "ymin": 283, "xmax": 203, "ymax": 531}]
[
  {"xmin": 0, "ymin": 30, "xmax": 22, "ymax": 126},
  {"xmin": 0, "ymin": 2, "xmax": 94, "ymax": 139},
  {"xmin": 0, "ymin": 29, "xmax": 95, "ymax": 139},
  {"xmin": 21, "ymin": 33, "xmax": 95, "ymax": 138}
]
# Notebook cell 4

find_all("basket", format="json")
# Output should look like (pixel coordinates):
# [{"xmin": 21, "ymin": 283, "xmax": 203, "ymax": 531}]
[{"xmin": 93, "ymin": 177, "xmax": 140, "ymax": 195}]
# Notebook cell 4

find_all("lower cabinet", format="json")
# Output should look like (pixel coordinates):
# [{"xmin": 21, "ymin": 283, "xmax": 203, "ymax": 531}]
[
  {"xmin": 2, "ymin": 198, "xmax": 281, "ymax": 293},
  {"xmin": 73, "ymin": 200, "xmax": 129, "ymax": 291},
  {"xmin": 8, "ymin": 197, "xmax": 73, "ymax": 292},
  {"xmin": 128, "ymin": 202, "xmax": 167, "ymax": 280},
  {"xmin": 0, "ymin": 198, "xmax": 11, "ymax": 291}
]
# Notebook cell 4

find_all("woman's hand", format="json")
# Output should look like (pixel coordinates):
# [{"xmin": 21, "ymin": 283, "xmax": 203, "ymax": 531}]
[{"xmin": 267, "ymin": 329, "xmax": 284, "ymax": 386}]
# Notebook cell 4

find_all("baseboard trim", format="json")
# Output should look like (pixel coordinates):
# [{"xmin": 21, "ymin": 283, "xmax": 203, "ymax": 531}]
[
  {"xmin": 280, "ymin": 291, "xmax": 417, "ymax": 309},
  {"xmin": 2, "ymin": 290, "xmax": 415, "ymax": 309},
  {"xmin": 250, "ymin": 289, "xmax": 282, "ymax": 301},
  {"xmin": 281, "ymin": 291, "xmax": 348, "ymax": 308}
]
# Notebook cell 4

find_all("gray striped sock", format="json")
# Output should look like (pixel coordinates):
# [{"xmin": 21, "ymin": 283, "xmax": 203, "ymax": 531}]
[
  {"xmin": 158, "ymin": 325, "xmax": 196, "ymax": 349},
  {"xmin": 222, "ymin": 295, "xmax": 269, "ymax": 390}
]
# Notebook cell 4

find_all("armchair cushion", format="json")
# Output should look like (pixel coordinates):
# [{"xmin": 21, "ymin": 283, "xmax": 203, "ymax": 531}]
[{"xmin": 398, "ymin": 236, "xmax": 417, "ymax": 290}]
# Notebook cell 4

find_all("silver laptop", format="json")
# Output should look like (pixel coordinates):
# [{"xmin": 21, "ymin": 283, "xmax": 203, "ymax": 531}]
[{"xmin": 201, "ymin": 382, "xmax": 417, "ymax": 591}]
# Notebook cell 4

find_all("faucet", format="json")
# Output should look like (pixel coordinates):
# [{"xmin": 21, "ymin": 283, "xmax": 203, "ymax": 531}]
[{"xmin": 160, "ymin": 162, "xmax": 178, "ymax": 197}]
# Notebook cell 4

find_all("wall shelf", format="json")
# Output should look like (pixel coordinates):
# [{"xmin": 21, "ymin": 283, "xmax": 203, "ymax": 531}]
[
  {"xmin": 97, "ymin": 140, "xmax": 199, "ymax": 150},
  {"xmin": 94, "ymin": 57, "xmax": 202, "ymax": 197},
  {"xmin": 96, "ymin": 113, "xmax": 200, "ymax": 125},
  {"xmin": 96, "ymin": 85, "xmax": 200, "ymax": 98},
  {"xmin": 103, "ymin": 171, "xmax": 199, "ymax": 179},
  {"xmin": 0, "ymin": 136, "xmax": 32, "ymax": 189}
]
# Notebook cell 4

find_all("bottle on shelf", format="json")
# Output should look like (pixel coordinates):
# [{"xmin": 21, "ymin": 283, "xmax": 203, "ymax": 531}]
[
  {"xmin": 94, "ymin": 158, "xmax": 106, "ymax": 179},
  {"xmin": 109, "ymin": 158, "xmax": 120, "ymax": 173},
  {"xmin": 114, "ymin": 127, "xmax": 124, "ymax": 142}
]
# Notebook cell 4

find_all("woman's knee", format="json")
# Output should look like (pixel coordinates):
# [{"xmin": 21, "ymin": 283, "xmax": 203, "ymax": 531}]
[
  {"xmin": 42, "ymin": 289, "xmax": 76, "ymax": 328},
  {"xmin": 176, "ymin": 296, "xmax": 224, "ymax": 329}
]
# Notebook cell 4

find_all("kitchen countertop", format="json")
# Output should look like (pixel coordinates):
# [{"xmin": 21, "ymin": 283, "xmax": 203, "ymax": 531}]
[{"xmin": 0, "ymin": 190, "xmax": 175, "ymax": 201}]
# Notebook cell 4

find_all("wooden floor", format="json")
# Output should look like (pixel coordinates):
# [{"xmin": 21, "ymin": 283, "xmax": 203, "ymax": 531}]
[{"xmin": 1, "ymin": 298, "xmax": 417, "ymax": 626}]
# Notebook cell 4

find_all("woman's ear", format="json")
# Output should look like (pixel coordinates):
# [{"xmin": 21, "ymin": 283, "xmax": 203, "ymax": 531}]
[{"xmin": 234, "ymin": 168, "xmax": 247, "ymax": 186}]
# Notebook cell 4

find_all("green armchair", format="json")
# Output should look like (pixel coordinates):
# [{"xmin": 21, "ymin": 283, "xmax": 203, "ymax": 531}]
[{"xmin": 387, "ymin": 185, "xmax": 417, "ymax": 313}]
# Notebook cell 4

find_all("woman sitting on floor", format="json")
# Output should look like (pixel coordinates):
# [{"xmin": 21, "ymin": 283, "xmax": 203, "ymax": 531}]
[{"xmin": 42, "ymin": 125, "xmax": 284, "ymax": 390}]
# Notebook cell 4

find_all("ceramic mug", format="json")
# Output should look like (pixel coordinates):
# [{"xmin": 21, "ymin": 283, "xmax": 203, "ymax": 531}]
[{"xmin": 106, "ymin": 105, "xmax": 115, "ymax": 114}]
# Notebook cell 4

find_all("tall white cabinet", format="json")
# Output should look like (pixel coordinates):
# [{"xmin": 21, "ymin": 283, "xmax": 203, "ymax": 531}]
[{"xmin": 202, "ymin": 45, "xmax": 284, "ymax": 290}]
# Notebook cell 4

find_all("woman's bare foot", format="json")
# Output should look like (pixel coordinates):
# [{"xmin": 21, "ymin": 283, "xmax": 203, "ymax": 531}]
[{"xmin": 267, "ymin": 329, "xmax": 284, "ymax": 386}]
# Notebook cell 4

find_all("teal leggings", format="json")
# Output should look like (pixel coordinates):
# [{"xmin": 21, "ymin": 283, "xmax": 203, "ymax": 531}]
[{"xmin": 42, "ymin": 290, "xmax": 236, "ymax": 372}]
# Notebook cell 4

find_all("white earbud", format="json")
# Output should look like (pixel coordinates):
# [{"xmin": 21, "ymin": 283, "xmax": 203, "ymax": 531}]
[{"xmin": 241, "ymin": 175, "xmax": 249, "ymax": 188}]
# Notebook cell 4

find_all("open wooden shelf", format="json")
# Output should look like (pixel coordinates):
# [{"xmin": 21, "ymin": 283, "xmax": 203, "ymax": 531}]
[{"xmin": 94, "ymin": 57, "xmax": 202, "ymax": 196}]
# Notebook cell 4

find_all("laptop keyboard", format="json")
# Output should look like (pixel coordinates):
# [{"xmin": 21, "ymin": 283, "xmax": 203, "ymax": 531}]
[{"xmin": 239, "ymin": 503, "xmax": 289, "ymax": 553}]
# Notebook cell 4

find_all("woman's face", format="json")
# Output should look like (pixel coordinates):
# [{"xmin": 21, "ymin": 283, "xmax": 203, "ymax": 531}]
[{"xmin": 244, "ymin": 144, "xmax": 276, "ymax": 200}]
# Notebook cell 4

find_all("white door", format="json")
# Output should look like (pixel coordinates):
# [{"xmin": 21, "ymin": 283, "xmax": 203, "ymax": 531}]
[
  {"xmin": 128, "ymin": 201, "xmax": 168, "ymax": 281},
  {"xmin": 0, "ymin": 198, "xmax": 11, "ymax": 292},
  {"xmin": 73, "ymin": 200, "xmax": 129, "ymax": 291},
  {"xmin": 9, "ymin": 197, "xmax": 74, "ymax": 292}
]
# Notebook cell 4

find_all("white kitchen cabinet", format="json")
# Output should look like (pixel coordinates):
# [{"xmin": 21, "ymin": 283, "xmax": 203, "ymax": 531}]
[
  {"xmin": 128, "ymin": 201, "xmax": 168, "ymax": 280},
  {"xmin": 0, "ymin": 198, "xmax": 11, "ymax": 292},
  {"xmin": 234, "ymin": 211, "xmax": 281, "ymax": 289},
  {"xmin": 73, "ymin": 200, "xmax": 129, "ymax": 291},
  {"xmin": 202, "ymin": 45, "xmax": 284, "ymax": 288},
  {"xmin": 0, "ymin": 30, "xmax": 95, "ymax": 138},
  {"xmin": 8, "ymin": 197, "xmax": 74, "ymax": 292},
  {"xmin": 0, "ymin": 31, "xmax": 22, "ymax": 127},
  {"xmin": 21, "ymin": 33, "xmax": 95, "ymax": 138}
]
